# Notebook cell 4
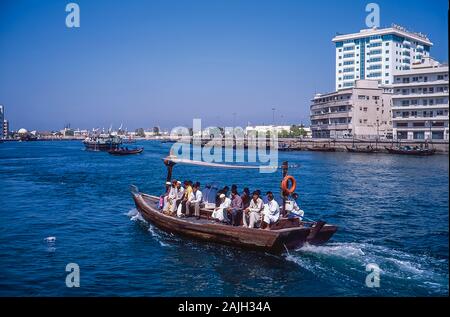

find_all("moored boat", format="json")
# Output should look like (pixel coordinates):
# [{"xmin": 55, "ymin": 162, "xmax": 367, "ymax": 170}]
[
  {"xmin": 385, "ymin": 145, "xmax": 436, "ymax": 156},
  {"xmin": 308, "ymin": 145, "xmax": 336, "ymax": 152},
  {"xmin": 345, "ymin": 145, "xmax": 379, "ymax": 153}
]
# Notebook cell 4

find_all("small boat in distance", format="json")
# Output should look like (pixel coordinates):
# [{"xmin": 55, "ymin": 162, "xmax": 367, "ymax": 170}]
[
  {"xmin": 109, "ymin": 147, "xmax": 144, "ymax": 155},
  {"xmin": 385, "ymin": 145, "xmax": 436, "ymax": 156},
  {"xmin": 83, "ymin": 133, "xmax": 122, "ymax": 151},
  {"xmin": 345, "ymin": 145, "xmax": 379, "ymax": 153}
]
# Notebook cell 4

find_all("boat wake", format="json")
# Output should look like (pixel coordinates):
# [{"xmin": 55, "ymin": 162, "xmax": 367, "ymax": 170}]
[
  {"xmin": 127, "ymin": 208, "xmax": 171, "ymax": 247},
  {"xmin": 148, "ymin": 225, "xmax": 171, "ymax": 247},
  {"xmin": 285, "ymin": 242, "xmax": 448, "ymax": 295}
]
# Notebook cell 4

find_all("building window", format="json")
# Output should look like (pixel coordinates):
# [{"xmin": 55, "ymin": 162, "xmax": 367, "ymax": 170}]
[
  {"xmin": 437, "ymin": 75, "xmax": 444, "ymax": 80},
  {"xmin": 413, "ymin": 131, "xmax": 425, "ymax": 140},
  {"xmin": 397, "ymin": 131, "xmax": 408, "ymax": 139}
]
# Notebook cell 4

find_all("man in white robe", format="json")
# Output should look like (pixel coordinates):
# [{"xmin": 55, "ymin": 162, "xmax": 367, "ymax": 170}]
[
  {"xmin": 186, "ymin": 182, "xmax": 203, "ymax": 219},
  {"xmin": 262, "ymin": 192, "xmax": 280, "ymax": 229},
  {"xmin": 286, "ymin": 192, "xmax": 304, "ymax": 220},
  {"xmin": 242, "ymin": 191, "xmax": 264, "ymax": 228},
  {"xmin": 211, "ymin": 193, "xmax": 231, "ymax": 222},
  {"xmin": 163, "ymin": 180, "xmax": 178, "ymax": 213}
]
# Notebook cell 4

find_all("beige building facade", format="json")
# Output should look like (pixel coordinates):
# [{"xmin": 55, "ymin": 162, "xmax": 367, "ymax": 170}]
[{"xmin": 310, "ymin": 80, "xmax": 392, "ymax": 139}]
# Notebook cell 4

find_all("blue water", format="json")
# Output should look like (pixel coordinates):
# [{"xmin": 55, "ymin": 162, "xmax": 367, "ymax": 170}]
[{"xmin": 0, "ymin": 141, "xmax": 448, "ymax": 296}]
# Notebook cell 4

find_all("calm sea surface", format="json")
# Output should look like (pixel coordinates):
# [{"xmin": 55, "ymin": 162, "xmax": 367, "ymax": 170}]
[{"xmin": 0, "ymin": 140, "xmax": 448, "ymax": 296}]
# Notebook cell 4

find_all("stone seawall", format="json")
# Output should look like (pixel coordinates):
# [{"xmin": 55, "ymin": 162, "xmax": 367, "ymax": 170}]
[
  {"xmin": 277, "ymin": 138, "xmax": 449, "ymax": 153},
  {"xmin": 175, "ymin": 137, "xmax": 449, "ymax": 153}
]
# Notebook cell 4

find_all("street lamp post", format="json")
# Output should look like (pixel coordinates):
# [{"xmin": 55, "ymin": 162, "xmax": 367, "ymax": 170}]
[
  {"xmin": 271, "ymin": 107, "xmax": 276, "ymax": 125},
  {"xmin": 428, "ymin": 120, "xmax": 435, "ymax": 147},
  {"xmin": 376, "ymin": 118, "xmax": 379, "ymax": 149}
]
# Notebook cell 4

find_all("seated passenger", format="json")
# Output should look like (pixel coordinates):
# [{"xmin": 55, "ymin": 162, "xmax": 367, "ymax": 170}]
[
  {"xmin": 286, "ymin": 192, "xmax": 305, "ymax": 220},
  {"xmin": 242, "ymin": 191, "xmax": 263, "ymax": 228},
  {"xmin": 262, "ymin": 191, "xmax": 280, "ymax": 230},
  {"xmin": 177, "ymin": 180, "xmax": 193, "ymax": 217},
  {"xmin": 211, "ymin": 193, "xmax": 231, "ymax": 222},
  {"xmin": 215, "ymin": 186, "xmax": 229, "ymax": 207},
  {"xmin": 241, "ymin": 187, "xmax": 251, "ymax": 210},
  {"xmin": 172, "ymin": 181, "xmax": 184, "ymax": 214},
  {"xmin": 186, "ymin": 182, "xmax": 203, "ymax": 219},
  {"xmin": 160, "ymin": 181, "xmax": 172, "ymax": 209},
  {"xmin": 163, "ymin": 180, "xmax": 178, "ymax": 213},
  {"xmin": 225, "ymin": 189, "xmax": 243, "ymax": 226}
]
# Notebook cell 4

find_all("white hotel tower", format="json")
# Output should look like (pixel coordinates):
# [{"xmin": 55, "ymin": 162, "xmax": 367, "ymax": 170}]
[{"xmin": 332, "ymin": 24, "xmax": 432, "ymax": 90}]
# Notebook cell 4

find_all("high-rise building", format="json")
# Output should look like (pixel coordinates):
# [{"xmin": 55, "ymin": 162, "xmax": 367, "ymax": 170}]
[
  {"xmin": 391, "ymin": 57, "xmax": 449, "ymax": 141},
  {"xmin": 333, "ymin": 24, "xmax": 432, "ymax": 90},
  {"xmin": 3, "ymin": 120, "xmax": 9, "ymax": 139},
  {"xmin": 0, "ymin": 105, "xmax": 4, "ymax": 139},
  {"xmin": 310, "ymin": 80, "xmax": 392, "ymax": 139}
]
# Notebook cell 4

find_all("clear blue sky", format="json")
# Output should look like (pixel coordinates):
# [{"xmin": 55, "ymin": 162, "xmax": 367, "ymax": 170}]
[{"xmin": 0, "ymin": 0, "xmax": 448, "ymax": 131}]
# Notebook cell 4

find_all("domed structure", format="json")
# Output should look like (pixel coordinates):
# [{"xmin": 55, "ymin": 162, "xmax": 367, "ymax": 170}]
[{"xmin": 18, "ymin": 128, "xmax": 28, "ymax": 134}]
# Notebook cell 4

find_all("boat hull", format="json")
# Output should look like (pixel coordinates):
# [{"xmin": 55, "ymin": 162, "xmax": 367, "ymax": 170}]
[
  {"xmin": 385, "ymin": 147, "xmax": 436, "ymax": 156},
  {"xmin": 109, "ymin": 148, "xmax": 143, "ymax": 155},
  {"xmin": 345, "ymin": 146, "xmax": 379, "ymax": 153},
  {"xmin": 308, "ymin": 147, "xmax": 336, "ymax": 152},
  {"xmin": 83, "ymin": 142, "xmax": 120, "ymax": 151},
  {"xmin": 132, "ymin": 193, "xmax": 337, "ymax": 253}
]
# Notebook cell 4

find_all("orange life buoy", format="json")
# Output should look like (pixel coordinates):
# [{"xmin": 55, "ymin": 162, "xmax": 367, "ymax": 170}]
[{"xmin": 281, "ymin": 175, "xmax": 296, "ymax": 194}]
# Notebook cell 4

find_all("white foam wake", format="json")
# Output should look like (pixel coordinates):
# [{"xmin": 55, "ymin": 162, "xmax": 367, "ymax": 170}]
[{"xmin": 285, "ymin": 242, "xmax": 448, "ymax": 294}]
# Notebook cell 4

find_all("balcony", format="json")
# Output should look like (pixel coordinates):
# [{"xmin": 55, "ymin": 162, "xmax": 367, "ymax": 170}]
[
  {"xmin": 392, "ymin": 116, "xmax": 449, "ymax": 122},
  {"xmin": 392, "ymin": 104, "xmax": 449, "ymax": 111},
  {"xmin": 310, "ymin": 100, "xmax": 351, "ymax": 110},
  {"xmin": 310, "ymin": 112, "xmax": 352, "ymax": 120},
  {"xmin": 392, "ymin": 92, "xmax": 449, "ymax": 99}
]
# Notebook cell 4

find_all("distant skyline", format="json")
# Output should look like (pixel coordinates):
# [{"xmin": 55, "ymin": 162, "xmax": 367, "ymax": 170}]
[{"xmin": 0, "ymin": 0, "xmax": 448, "ymax": 131}]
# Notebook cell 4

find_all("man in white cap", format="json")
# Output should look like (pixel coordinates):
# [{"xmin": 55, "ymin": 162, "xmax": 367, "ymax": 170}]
[
  {"xmin": 211, "ymin": 193, "xmax": 231, "ymax": 222},
  {"xmin": 243, "ymin": 191, "xmax": 264, "ymax": 228},
  {"xmin": 262, "ymin": 191, "xmax": 280, "ymax": 230},
  {"xmin": 160, "ymin": 181, "xmax": 172, "ymax": 210},
  {"xmin": 172, "ymin": 180, "xmax": 184, "ymax": 215},
  {"xmin": 163, "ymin": 180, "xmax": 178, "ymax": 214}
]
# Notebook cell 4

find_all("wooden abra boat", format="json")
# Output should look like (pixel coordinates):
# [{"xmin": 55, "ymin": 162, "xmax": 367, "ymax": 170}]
[
  {"xmin": 109, "ymin": 147, "xmax": 144, "ymax": 155},
  {"xmin": 384, "ymin": 146, "xmax": 436, "ymax": 156},
  {"xmin": 130, "ymin": 157, "xmax": 337, "ymax": 253}
]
